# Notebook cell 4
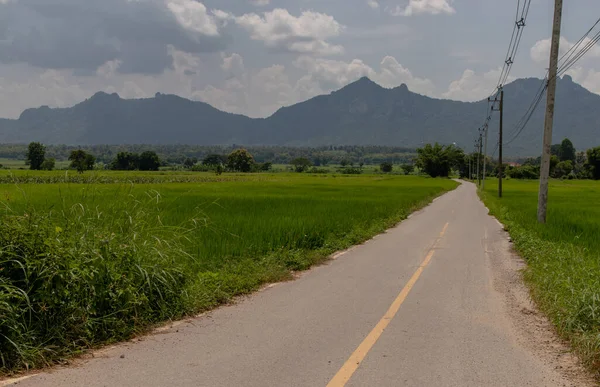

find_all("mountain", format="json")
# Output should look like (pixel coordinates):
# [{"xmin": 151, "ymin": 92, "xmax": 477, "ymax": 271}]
[{"xmin": 1, "ymin": 76, "xmax": 599, "ymax": 156}]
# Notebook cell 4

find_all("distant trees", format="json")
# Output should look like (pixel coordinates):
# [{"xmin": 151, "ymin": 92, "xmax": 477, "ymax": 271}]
[
  {"xmin": 401, "ymin": 164, "xmax": 415, "ymax": 175},
  {"xmin": 202, "ymin": 154, "xmax": 227, "ymax": 167},
  {"xmin": 380, "ymin": 162, "xmax": 393, "ymax": 173},
  {"xmin": 111, "ymin": 152, "xmax": 139, "ymax": 170},
  {"xmin": 138, "ymin": 151, "xmax": 161, "ymax": 171},
  {"xmin": 110, "ymin": 151, "xmax": 160, "ymax": 171},
  {"xmin": 559, "ymin": 138, "xmax": 576, "ymax": 163},
  {"xmin": 40, "ymin": 158, "xmax": 56, "ymax": 171},
  {"xmin": 587, "ymin": 146, "xmax": 600, "ymax": 180},
  {"xmin": 291, "ymin": 157, "xmax": 312, "ymax": 172},
  {"xmin": 26, "ymin": 142, "xmax": 46, "ymax": 170},
  {"xmin": 416, "ymin": 143, "xmax": 464, "ymax": 178},
  {"xmin": 69, "ymin": 150, "xmax": 96, "ymax": 173},
  {"xmin": 183, "ymin": 157, "xmax": 198, "ymax": 169},
  {"xmin": 227, "ymin": 149, "xmax": 255, "ymax": 172}
]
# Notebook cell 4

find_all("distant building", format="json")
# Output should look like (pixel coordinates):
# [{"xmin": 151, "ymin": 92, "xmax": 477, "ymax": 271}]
[{"xmin": 507, "ymin": 162, "xmax": 521, "ymax": 167}]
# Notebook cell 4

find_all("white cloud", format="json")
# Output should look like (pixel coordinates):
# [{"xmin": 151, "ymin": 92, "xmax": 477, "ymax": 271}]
[
  {"xmin": 249, "ymin": 0, "xmax": 270, "ymax": 6},
  {"xmin": 166, "ymin": 0, "xmax": 220, "ymax": 37},
  {"xmin": 367, "ymin": 0, "xmax": 380, "ymax": 9},
  {"xmin": 443, "ymin": 67, "xmax": 512, "ymax": 101},
  {"xmin": 235, "ymin": 8, "xmax": 344, "ymax": 55},
  {"xmin": 566, "ymin": 67, "xmax": 600, "ymax": 94},
  {"xmin": 293, "ymin": 55, "xmax": 436, "ymax": 95},
  {"xmin": 389, "ymin": 0, "xmax": 455, "ymax": 16},
  {"xmin": 531, "ymin": 36, "xmax": 600, "ymax": 64}
]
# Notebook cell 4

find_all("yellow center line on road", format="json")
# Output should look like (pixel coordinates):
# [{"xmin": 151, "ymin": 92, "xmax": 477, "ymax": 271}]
[{"xmin": 326, "ymin": 222, "xmax": 450, "ymax": 387}]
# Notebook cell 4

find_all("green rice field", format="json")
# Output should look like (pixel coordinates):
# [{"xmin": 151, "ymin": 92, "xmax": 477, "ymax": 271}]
[
  {"xmin": 0, "ymin": 172, "xmax": 457, "ymax": 374},
  {"xmin": 480, "ymin": 179, "xmax": 600, "ymax": 376}
]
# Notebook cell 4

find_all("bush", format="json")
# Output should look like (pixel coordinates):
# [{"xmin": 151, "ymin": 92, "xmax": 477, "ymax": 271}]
[
  {"xmin": 380, "ymin": 162, "xmax": 393, "ymax": 173},
  {"xmin": 40, "ymin": 158, "xmax": 56, "ymax": 171},
  {"xmin": 0, "ymin": 191, "xmax": 196, "ymax": 372},
  {"xmin": 339, "ymin": 167, "xmax": 363, "ymax": 175}
]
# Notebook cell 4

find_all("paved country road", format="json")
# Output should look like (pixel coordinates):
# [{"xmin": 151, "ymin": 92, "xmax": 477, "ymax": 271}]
[{"xmin": 3, "ymin": 182, "xmax": 593, "ymax": 387}]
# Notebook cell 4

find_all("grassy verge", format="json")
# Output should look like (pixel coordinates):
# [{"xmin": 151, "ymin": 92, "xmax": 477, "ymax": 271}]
[
  {"xmin": 479, "ymin": 179, "xmax": 600, "ymax": 378},
  {"xmin": 0, "ymin": 174, "xmax": 457, "ymax": 374}
]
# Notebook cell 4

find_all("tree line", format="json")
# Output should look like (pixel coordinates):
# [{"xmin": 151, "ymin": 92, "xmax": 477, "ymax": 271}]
[
  {"xmin": 2, "ymin": 144, "xmax": 416, "ymax": 168},
  {"xmin": 25, "ymin": 142, "xmax": 161, "ymax": 172},
  {"xmin": 414, "ymin": 138, "xmax": 600, "ymax": 180}
]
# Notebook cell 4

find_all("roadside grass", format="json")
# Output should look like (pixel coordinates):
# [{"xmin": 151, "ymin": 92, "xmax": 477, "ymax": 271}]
[
  {"xmin": 480, "ymin": 179, "xmax": 600, "ymax": 377},
  {"xmin": 0, "ymin": 173, "xmax": 458, "ymax": 374}
]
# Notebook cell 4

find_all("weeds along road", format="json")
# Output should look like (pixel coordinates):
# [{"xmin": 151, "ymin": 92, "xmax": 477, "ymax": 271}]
[{"xmin": 6, "ymin": 182, "xmax": 592, "ymax": 387}]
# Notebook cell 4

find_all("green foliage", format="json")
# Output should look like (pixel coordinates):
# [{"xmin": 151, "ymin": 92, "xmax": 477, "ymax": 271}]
[
  {"xmin": 26, "ymin": 142, "xmax": 46, "ymax": 171},
  {"xmin": 0, "ymin": 191, "xmax": 193, "ymax": 372},
  {"xmin": 0, "ymin": 174, "xmax": 458, "ymax": 373},
  {"xmin": 380, "ymin": 162, "xmax": 393, "ymax": 173},
  {"xmin": 111, "ymin": 152, "xmax": 139, "ymax": 171},
  {"xmin": 69, "ymin": 150, "xmax": 96, "ymax": 173},
  {"xmin": 480, "ymin": 179, "xmax": 600, "ymax": 372},
  {"xmin": 506, "ymin": 165, "xmax": 539, "ymax": 179},
  {"xmin": 400, "ymin": 164, "xmax": 414, "ymax": 175},
  {"xmin": 202, "ymin": 154, "xmax": 227, "ymax": 167},
  {"xmin": 227, "ymin": 149, "xmax": 255, "ymax": 172},
  {"xmin": 587, "ymin": 146, "xmax": 600, "ymax": 180},
  {"xmin": 553, "ymin": 160, "xmax": 574, "ymax": 178},
  {"xmin": 183, "ymin": 157, "xmax": 198, "ymax": 169},
  {"xmin": 290, "ymin": 157, "xmax": 312, "ymax": 173},
  {"xmin": 138, "ymin": 151, "xmax": 161, "ymax": 171},
  {"xmin": 416, "ymin": 143, "xmax": 464, "ymax": 178},
  {"xmin": 559, "ymin": 138, "xmax": 576, "ymax": 162},
  {"xmin": 40, "ymin": 158, "xmax": 56, "ymax": 171}
]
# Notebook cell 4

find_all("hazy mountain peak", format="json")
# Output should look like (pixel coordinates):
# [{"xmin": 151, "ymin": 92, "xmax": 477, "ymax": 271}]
[{"xmin": 2, "ymin": 76, "xmax": 600, "ymax": 156}]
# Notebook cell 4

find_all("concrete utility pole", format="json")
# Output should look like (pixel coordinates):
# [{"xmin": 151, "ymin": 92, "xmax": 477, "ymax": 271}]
[
  {"xmin": 469, "ymin": 155, "xmax": 472, "ymax": 181},
  {"xmin": 477, "ymin": 133, "xmax": 482, "ymax": 187},
  {"xmin": 482, "ymin": 125, "xmax": 488, "ymax": 189},
  {"xmin": 537, "ymin": 0, "xmax": 563, "ymax": 223},
  {"xmin": 498, "ymin": 89, "xmax": 504, "ymax": 198}
]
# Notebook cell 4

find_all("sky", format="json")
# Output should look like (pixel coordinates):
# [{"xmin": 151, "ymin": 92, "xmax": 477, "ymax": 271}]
[{"xmin": 0, "ymin": 0, "xmax": 599, "ymax": 119}]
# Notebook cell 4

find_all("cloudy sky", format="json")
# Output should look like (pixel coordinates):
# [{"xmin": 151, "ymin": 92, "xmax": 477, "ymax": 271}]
[{"xmin": 0, "ymin": 0, "xmax": 599, "ymax": 118}]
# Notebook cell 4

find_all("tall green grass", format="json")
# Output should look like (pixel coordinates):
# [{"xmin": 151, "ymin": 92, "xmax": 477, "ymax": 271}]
[
  {"xmin": 0, "ymin": 174, "xmax": 457, "ymax": 374},
  {"xmin": 480, "ymin": 179, "xmax": 600, "ymax": 377}
]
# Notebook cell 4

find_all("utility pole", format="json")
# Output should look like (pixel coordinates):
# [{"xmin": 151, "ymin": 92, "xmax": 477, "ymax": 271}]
[
  {"xmin": 482, "ymin": 124, "xmax": 488, "ymax": 189},
  {"xmin": 489, "ymin": 90, "xmax": 504, "ymax": 197},
  {"xmin": 477, "ymin": 133, "xmax": 482, "ymax": 186},
  {"xmin": 498, "ymin": 89, "xmax": 504, "ymax": 198},
  {"xmin": 537, "ymin": 0, "xmax": 563, "ymax": 223},
  {"xmin": 469, "ymin": 155, "xmax": 472, "ymax": 181}
]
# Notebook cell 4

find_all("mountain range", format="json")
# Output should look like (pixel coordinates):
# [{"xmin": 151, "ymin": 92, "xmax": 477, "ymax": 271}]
[{"xmin": 1, "ymin": 75, "xmax": 599, "ymax": 156}]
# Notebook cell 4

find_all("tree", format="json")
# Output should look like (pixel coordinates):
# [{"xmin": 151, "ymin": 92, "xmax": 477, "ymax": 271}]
[
  {"xmin": 202, "ymin": 154, "xmax": 226, "ymax": 167},
  {"xmin": 380, "ymin": 162, "xmax": 393, "ymax": 173},
  {"xmin": 401, "ymin": 164, "xmax": 415, "ymax": 175},
  {"xmin": 26, "ymin": 142, "xmax": 46, "ymax": 170},
  {"xmin": 69, "ymin": 150, "xmax": 95, "ymax": 173},
  {"xmin": 227, "ymin": 149, "xmax": 255, "ymax": 172},
  {"xmin": 586, "ymin": 146, "xmax": 600, "ymax": 180},
  {"xmin": 291, "ymin": 157, "xmax": 312, "ymax": 172},
  {"xmin": 552, "ymin": 160, "xmax": 573, "ymax": 178},
  {"xmin": 340, "ymin": 159, "xmax": 350, "ymax": 167},
  {"xmin": 111, "ymin": 152, "xmax": 139, "ymax": 170},
  {"xmin": 550, "ymin": 155, "xmax": 560, "ymax": 176},
  {"xmin": 40, "ymin": 158, "xmax": 56, "ymax": 171},
  {"xmin": 183, "ymin": 157, "xmax": 198, "ymax": 169},
  {"xmin": 416, "ymin": 143, "xmax": 464, "ymax": 178},
  {"xmin": 558, "ymin": 138, "xmax": 576, "ymax": 162},
  {"xmin": 138, "ymin": 151, "xmax": 161, "ymax": 171}
]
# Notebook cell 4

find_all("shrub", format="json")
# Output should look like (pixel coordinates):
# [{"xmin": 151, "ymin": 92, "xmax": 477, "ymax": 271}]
[
  {"xmin": 380, "ymin": 162, "xmax": 393, "ymax": 173},
  {"xmin": 0, "ymin": 190, "xmax": 197, "ymax": 372}
]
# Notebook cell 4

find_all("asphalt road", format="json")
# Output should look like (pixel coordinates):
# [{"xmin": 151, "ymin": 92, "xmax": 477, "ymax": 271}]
[{"xmin": 5, "ymin": 182, "xmax": 588, "ymax": 386}]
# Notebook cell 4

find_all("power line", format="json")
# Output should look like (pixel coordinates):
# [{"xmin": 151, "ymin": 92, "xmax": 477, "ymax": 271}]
[{"xmin": 501, "ymin": 16, "xmax": 600, "ymax": 148}]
